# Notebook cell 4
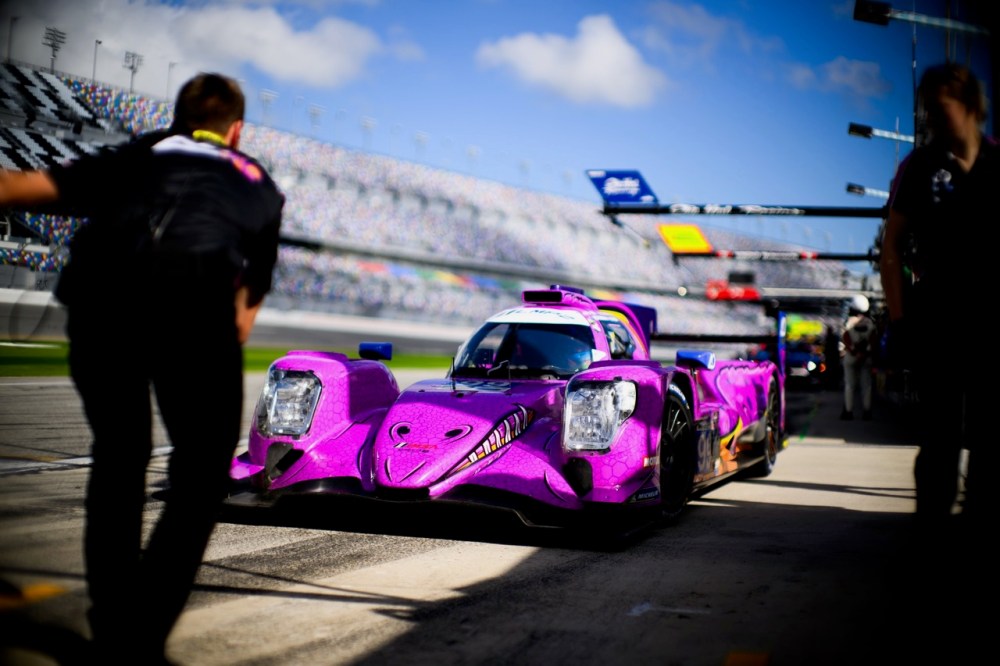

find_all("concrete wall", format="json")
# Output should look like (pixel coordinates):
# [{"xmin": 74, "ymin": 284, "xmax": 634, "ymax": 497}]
[
  {"xmin": 0, "ymin": 288, "xmax": 680, "ymax": 359},
  {"xmin": 0, "ymin": 288, "xmax": 67, "ymax": 341},
  {"xmin": 0, "ymin": 265, "xmax": 60, "ymax": 291},
  {"xmin": 0, "ymin": 287, "xmax": 472, "ymax": 352}
]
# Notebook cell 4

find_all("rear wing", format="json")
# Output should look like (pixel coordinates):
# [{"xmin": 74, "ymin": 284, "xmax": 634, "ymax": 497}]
[{"xmin": 652, "ymin": 311, "xmax": 788, "ymax": 380}]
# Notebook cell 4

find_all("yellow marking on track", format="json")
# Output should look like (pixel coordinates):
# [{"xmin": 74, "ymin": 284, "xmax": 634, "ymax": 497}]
[
  {"xmin": 0, "ymin": 583, "xmax": 67, "ymax": 610},
  {"xmin": 0, "ymin": 454, "xmax": 63, "ymax": 463}
]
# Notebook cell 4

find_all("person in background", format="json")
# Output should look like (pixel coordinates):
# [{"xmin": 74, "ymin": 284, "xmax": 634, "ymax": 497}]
[
  {"xmin": 0, "ymin": 73, "xmax": 284, "ymax": 663},
  {"xmin": 822, "ymin": 323, "xmax": 843, "ymax": 392},
  {"xmin": 880, "ymin": 62, "xmax": 997, "ymax": 526},
  {"xmin": 840, "ymin": 294, "xmax": 877, "ymax": 421}
]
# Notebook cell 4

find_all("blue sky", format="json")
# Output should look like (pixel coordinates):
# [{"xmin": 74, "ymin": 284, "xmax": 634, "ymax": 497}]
[{"xmin": 2, "ymin": 1, "xmax": 993, "ymax": 266}]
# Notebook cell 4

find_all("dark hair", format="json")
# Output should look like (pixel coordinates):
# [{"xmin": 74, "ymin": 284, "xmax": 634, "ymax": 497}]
[
  {"xmin": 918, "ymin": 62, "xmax": 988, "ymax": 122},
  {"xmin": 169, "ymin": 73, "xmax": 245, "ymax": 136}
]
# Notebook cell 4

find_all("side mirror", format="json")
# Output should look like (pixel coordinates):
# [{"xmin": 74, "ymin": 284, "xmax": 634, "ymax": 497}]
[{"xmin": 359, "ymin": 342, "xmax": 392, "ymax": 361}]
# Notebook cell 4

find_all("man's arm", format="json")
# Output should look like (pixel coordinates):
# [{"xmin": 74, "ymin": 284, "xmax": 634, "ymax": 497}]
[
  {"xmin": 878, "ymin": 209, "xmax": 909, "ymax": 323},
  {"xmin": 234, "ymin": 285, "xmax": 262, "ymax": 345},
  {"xmin": 0, "ymin": 170, "xmax": 59, "ymax": 207}
]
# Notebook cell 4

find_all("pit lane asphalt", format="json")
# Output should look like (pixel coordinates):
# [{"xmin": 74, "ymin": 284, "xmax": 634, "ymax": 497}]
[{"xmin": 0, "ymin": 372, "xmax": 984, "ymax": 665}]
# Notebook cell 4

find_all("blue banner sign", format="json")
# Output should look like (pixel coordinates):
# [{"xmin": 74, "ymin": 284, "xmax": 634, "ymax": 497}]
[{"xmin": 585, "ymin": 169, "xmax": 658, "ymax": 206}]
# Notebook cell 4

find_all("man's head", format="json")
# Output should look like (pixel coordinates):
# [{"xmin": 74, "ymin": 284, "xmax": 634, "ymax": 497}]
[
  {"xmin": 170, "ymin": 73, "xmax": 245, "ymax": 145},
  {"xmin": 918, "ymin": 63, "xmax": 987, "ymax": 139}
]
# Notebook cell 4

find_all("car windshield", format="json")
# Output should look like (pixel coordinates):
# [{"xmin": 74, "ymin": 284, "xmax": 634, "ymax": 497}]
[{"xmin": 451, "ymin": 321, "xmax": 596, "ymax": 380}]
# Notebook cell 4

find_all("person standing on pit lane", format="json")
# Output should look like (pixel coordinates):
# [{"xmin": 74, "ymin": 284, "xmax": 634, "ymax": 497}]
[
  {"xmin": 879, "ymin": 62, "xmax": 997, "ymax": 527},
  {"xmin": 840, "ymin": 294, "xmax": 877, "ymax": 421},
  {"xmin": 0, "ymin": 72, "xmax": 284, "ymax": 664}
]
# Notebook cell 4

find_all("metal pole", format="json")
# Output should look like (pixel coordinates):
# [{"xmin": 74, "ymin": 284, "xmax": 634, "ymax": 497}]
[
  {"xmin": 92, "ymin": 39, "xmax": 101, "ymax": 81},
  {"xmin": 259, "ymin": 89, "xmax": 277, "ymax": 126},
  {"xmin": 43, "ymin": 27, "xmax": 67, "ymax": 74},
  {"xmin": 167, "ymin": 61, "xmax": 177, "ymax": 100},
  {"xmin": 602, "ymin": 203, "xmax": 887, "ymax": 218},
  {"xmin": 6, "ymin": 16, "xmax": 17, "ymax": 63},
  {"xmin": 889, "ymin": 7, "xmax": 991, "ymax": 36},
  {"xmin": 123, "ymin": 51, "xmax": 143, "ymax": 94}
]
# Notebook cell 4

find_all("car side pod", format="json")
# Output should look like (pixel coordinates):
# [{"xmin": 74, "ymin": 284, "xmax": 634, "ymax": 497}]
[
  {"xmin": 675, "ymin": 349, "xmax": 716, "ymax": 370},
  {"xmin": 359, "ymin": 341, "xmax": 393, "ymax": 361}
]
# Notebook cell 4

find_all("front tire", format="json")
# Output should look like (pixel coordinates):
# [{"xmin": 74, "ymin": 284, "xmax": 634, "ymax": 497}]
[
  {"xmin": 659, "ymin": 388, "xmax": 696, "ymax": 523},
  {"xmin": 746, "ymin": 377, "xmax": 781, "ymax": 478}
]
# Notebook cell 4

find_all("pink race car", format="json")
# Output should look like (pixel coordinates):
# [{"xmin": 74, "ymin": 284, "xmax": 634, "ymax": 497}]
[{"xmin": 228, "ymin": 286, "xmax": 785, "ymax": 528}]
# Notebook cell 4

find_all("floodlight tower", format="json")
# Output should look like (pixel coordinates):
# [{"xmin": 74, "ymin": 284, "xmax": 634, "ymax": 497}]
[
  {"xmin": 846, "ymin": 183, "xmax": 890, "ymax": 199},
  {"xmin": 167, "ymin": 61, "xmax": 178, "ymax": 100},
  {"xmin": 6, "ymin": 16, "xmax": 18, "ymax": 63},
  {"xmin": 360, "ymin": 116, "xmax": 377, "ymax": 151},
  {"xmin": 42, "ymin": 26, "xmax": 66, "ymax": 74},
  {"xmin": 259, "ymin": 89, "xmax": 278, "ymax": 126},
  {"xmin": 308, "ymin": 104, "xmax": 324, "ymax": 137},
  {"xmin": 92, "ymin": 39, "xmax": 102, "ymax": 81},
  {"xmin": 413, "ymin": 130, "xmax": 429, "ymax": 159},
  {"xmin": 847, "ymin": 118, "xmax": 915, "ymax": 196},
  {"xmin": 123, "ymin": 51, "xmax": 143, "ymax": 94}
]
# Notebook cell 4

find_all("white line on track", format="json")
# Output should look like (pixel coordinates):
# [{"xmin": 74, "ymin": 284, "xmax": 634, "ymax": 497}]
[{"xmin": 627, "ymin": 602, "xmax": 713, "ymax": 617}]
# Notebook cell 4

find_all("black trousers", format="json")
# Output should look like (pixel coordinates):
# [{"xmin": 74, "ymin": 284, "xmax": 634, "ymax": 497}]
[
  {"xmin": 68, "ymin": 261, "xmax": 243, "ymax": 656},
  {"xmin": 909, "ymin": 290, "xmax": 993, "ymax": 522}
]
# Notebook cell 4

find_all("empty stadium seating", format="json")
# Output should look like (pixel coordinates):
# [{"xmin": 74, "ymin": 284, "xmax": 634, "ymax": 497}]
[{"xmin": 0, "ymin": 63, "xmax": 856, "ymax": 332}]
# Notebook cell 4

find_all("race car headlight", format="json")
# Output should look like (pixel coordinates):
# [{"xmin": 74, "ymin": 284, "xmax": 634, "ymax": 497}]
[
  {"xmin": 255, "ymin": 368, "xmax": 322, "ymax": 437},
  {"xmin": 563, "ymin": 380, "xmax": 636, "ymax": 452}
]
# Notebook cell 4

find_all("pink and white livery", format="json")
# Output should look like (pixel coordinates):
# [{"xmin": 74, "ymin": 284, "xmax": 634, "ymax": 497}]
[{"xmin": 229, "ymin": 286, "xmax": 785, "ymax": 528}]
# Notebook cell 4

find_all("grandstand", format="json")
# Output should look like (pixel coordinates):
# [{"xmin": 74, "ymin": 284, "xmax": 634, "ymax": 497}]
[{"xmin": 0, "ymin": 61, "xmax": 862, "ymax": 336}]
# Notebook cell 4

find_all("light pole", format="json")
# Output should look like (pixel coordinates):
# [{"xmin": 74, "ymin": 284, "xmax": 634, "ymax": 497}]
[
  {"xmin": 360, "ymin": 115, "xmax": 377, "ymax": 151},
  {"xmin": 308, "ymin": 104, "xmax": 324, "ymax": 137},
  {"xmin": 92, "ymin": 39, "xmax": 102, "ymax": 81},
  {"xmin": 259, "ymin": 89, "xmax": 277, "ymax": 126},
  {"xmin": 42, "ymin": 26, "xmax": 66, "ymax": 74},
  {"xmin": 848, "ymin": 118, "xmax": 914, "ymax": 174},
  {"xmin": 6, "ymin": 16, "xmax": 18, "ymax": 63},
  {"xmin": 846, "ymin": 183, "xmax": 890, "ymax": 199},
  {"xmin": 123, "ymin": 51, "xmax": 143, "ymax": 94},
  {"xmin": 847, "ymin": 121, "xmax": 914, "ymax": 143},
  {"xmin": 292, "ymin": 95, "xmax": 304, "ymax": 134},
  {"xmin": 853, "ymin": 1, "xmax": 990, "ymax": 36},
  {"xmin": 413, "ymin": 130, "xmax": 428, "ymax": 159},
  {"xmin": 166, "ymin": 61, "xmax": 177, "ymax": 99}
]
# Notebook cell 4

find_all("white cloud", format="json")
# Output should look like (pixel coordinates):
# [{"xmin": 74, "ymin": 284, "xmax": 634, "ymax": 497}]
[
  {"xmin": 386, "ymin": 24, "xmax": 425, "ymax": 62},
  {"xmin": 475, "ymin": 14, "xmax": 667, "ymax": 108},
  {"xmin": 821, "ymin": 56, "xmax": 891, "ymax": 97},
  {"xmin": 2, "ymin": 0, "xmax": 397, "ymax": 95},
  {"xmin": 640, "ymin": 1, "xmax": 782, "ymax": 70},
  {"xmin": 787, "ymin": 64, "xmax": 817, "ymax": 89},
  {"xmin": 787, "ymin": 56, "xmax": 890, "ymax": 98},
  {"xmin": 174, "ymin": 5, "xmax": 382, "ymax": 87}
]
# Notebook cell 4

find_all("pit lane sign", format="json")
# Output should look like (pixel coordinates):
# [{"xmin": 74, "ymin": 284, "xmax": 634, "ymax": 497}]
[
  {"xmin": 587, "ymin": 168, "xmax": 885, "ymax": 218},
  {"xmin": 585, "ymin": 169, "xmax": 658, "ymax": 206}
]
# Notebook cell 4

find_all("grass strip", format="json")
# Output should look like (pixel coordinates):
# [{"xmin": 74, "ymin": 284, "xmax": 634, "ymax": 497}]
[{"xmin": 0, "ymin": 340, "xmax": 451, "ymax": 377}]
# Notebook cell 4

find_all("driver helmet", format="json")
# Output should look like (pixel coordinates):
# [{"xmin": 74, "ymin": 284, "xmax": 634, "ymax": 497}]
[
  {"xmin": 567, "ymin": 345, "xmax": 595, "ymax": 372},
  {"xmin": 607, "ymin": 330, "xmax": 629, "ymax": 359}
]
